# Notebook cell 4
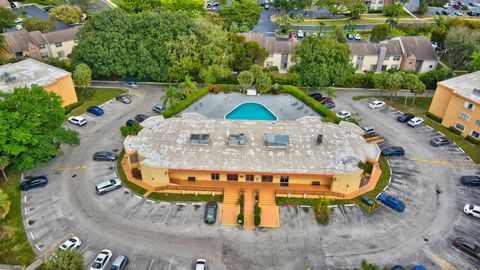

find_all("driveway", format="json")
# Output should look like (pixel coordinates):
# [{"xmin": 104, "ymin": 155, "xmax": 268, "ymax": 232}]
[
  {"xmin": 7, "ymin": 5, "xmax": 69, "ymax": 33},
  {"xmin": 22, "ymin": 88, "xmax": 480, "ymax": 269}
]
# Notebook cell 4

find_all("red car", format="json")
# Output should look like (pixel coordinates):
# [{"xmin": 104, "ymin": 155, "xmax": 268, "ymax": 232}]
[
  {"xmin": 320, "ymin": 97, "xmax": 333, "ymax": 104},
  {"xmin": 289, "ymin": 32, "xmax": 297, "ymax": 38}
]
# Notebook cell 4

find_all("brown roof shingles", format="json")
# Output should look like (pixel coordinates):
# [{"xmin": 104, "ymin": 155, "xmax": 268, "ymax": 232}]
[
  {"xmin": 397, "ymin": 36, "xmax": 437, "ymax": 61},
  {"xmin": 43, "ymin": 27, "xmax": 80, "ymax": 44},
  {"xmin": 240, "ymin": 32, "xmax": 298, "ymax": 54},
  {"xmin": 349, "ymin": 40, "xmax": 403, "ymax": 56},
  {"xmin": 2, "ymin": 27, "xmax": 80, "ymax": 53}
]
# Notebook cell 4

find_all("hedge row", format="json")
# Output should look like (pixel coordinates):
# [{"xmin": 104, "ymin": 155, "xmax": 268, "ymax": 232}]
[
  {"xmin": 466, "ymin": 135, "xmax": 480, "ymax": 145},
  {"xmin": 448, "ymin": 126, "xmax": 462, "ymax": 135},
  {"xmin": 278, "ymin": 85, "xmax": 341, "ymax": 123},
  {"xmin": 425, "ymin": 111, "xmax": 443, "ymax": 123},
  {"xmin": 161, "ymin": 87, "xmax": 210, "ymax": 118},
  {"xmin": 64, "ymin": 101, "xmax": 84, "ymax": 115}
]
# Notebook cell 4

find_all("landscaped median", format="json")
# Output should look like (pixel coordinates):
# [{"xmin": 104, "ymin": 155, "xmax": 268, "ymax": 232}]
[{"xmin": 65, "ymin": 88, "xmax": 127, "ymax": 116}]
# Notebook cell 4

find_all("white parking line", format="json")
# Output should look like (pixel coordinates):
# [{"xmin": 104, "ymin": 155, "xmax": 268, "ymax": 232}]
[
  {"xmin": 163, "ymin": 206, "xmax": 173, "ymax": 225},
  {"xmin": 123, "ymin": 188, "xmax": 131, "ymax": 193},
  {"xmin": 24, "ymin": 195, "xmax": 27, "ymax": 203},
  {"xmin": 458, "ymin": 148, "xmax": 465, "ymax": 153},
  {"xmin": 24, "ymin": 207, "xmax": 28, "ymax": 214},
  {"xmin": 296, "ymin": 206, "xmax": 303, "ymax": 230},
  {"xmin": 175, "ymin": 202, "xmax": 187, "ymax": 206},
  {"xmin": 182, "ymin": 204, "xmax": 190, "ymax": 225},
  {"xmin": 168, "ymin": 257, "xmax": 174, "ymax": 270},
  {"xmin": 34, "ymin": 244, "xmax": 42, "ymax": 251},
  {"xmin": 133, "ymin": 194, "xmax": 142, "ymax": 199},
  {"xmin": 426, "ymin": 126, "xmax": 434, "ymax": 130},
  {"xmin": 148, "ymin": 257, "xmax": 155, "ymax": 270},
  {"xmin": 146, "ymin": 199, "xmax": 155, "ymax": 203},
  {"xmin": 30, "ymin": 231, "xmax": 35, "ymax": 240},
  {"xmin": 343, "ymin": 204, "xmax": 356, "ymax": 207},
  {"xmin": 160, "ymin": 202, "xmax": 171, "ymax": 206}
]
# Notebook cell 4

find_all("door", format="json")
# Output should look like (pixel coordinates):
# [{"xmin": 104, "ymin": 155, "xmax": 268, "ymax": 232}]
[{"xmin": 280, "ymin": 176, "xmax": 289, "ymax": 187}]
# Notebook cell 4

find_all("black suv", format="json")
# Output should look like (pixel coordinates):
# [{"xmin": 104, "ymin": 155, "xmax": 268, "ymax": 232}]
[
  {"xmin": 20, "ymin": 176, "xmax": 48, "ymax": 191},
  {"xmin": 381, "ymin": 146, "xmax": 405, "ymax": 157},
  {"xmin": 204, "ymin": 201, "xmax": 218, "ymax": 224},
  {"xmin": 460, "ymin": 175, "xmax": 480, "ymax": 186},
  {"xmin": 453, "ymin": 237, "xmax": 480, "ymax": 259},
  {"xmin": 397, "ymin": 113, "xmax": 414, "ymax": 123},
  {"xmin": 134, "ymin": 114, "xmax": 149, "ymax": 122},
  {"xmin": 309, "ymin": 93, "xmax": 323, "ymax": 101},
  {"xmin": 93, "ymin": 151, "xmax": 118, "ymax": 161}
]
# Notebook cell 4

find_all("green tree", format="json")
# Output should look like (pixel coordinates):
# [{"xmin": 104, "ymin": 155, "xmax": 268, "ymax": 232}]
[
  {"xmin": 360, "ymin": 259, "xmax": 380, "ymax": 270},
  {"xmin": 386, "ymin": 16, "xmax": 398, "ymax": 29},
  {"xmin": 276, "ymin": 14, "xmax": 293, "ymax": 34},
  {"xmin": 470, "ymin": 52, "xmax": 480, "ymax": 71},
  {"xmin": 227, "ymin": 33, "xmax": 268, "ymax": 72},
  {"xmin": 374, "ymin": 72, "xmax": 388, "ymax": 97},
  {"xmin": 331, "ymin": 25, "xmax": 346, "ymax": 43},
  {"xmin": 0, "ymin": 7, "xmax": 16, "ymax": 33},
  {"xmin": 444, "ymin": 26, "xmax": 480, "ymax": 69},
  {"xmin": 219, "ymin": 0, "xmax": 261, "ymax": 32},
  {"xmin": 0, "ymin": 156, "xmax": 9, "ymax": 181},
  {"xmin": 0, "ymin": 189, "xmax": 10, "ymax": 220},
  {"xmin": 249, "ymin": 64, "xmax": 264, "ymax": 81},
  {"xmin": 345, "ymin": 20, "xmax": 356, "ymax": 33},
  {"xmin": 199, "ymin": 64, "xmax": 232, "ymax": 83},
  {"xmin": 401, "ymin": 73, "xmax": 419, "ymax": 106},
  {"xmin": 237, "ymin": 70, "xmax": 255, "ymax": 91},
  {"xmin": 317, "ymin": 21, "xmax": 326, "ymax": 34},
  {"xmin": 315, "ymin": 197, "xmax": 330, "ymax": 225},
  {"xmin": 56, "ymin": 0, "xmax": 99, "ymax": 12},
  {"xmin": 370, "ymin": 24, "xmax": 391, "ymax": 42},
  {"xmin": 411, "ymin": 81, "xmax": 426, "ymax": 105},
  {"xmin": 119, "ymin": 0, "xmax": 203, "ymax": 13},
  {"xmin": 383, "ymin": 3, "xmax": 403, "ymax": 17},
  {"xmin": 178, "ymin": 76, "xmax": 197, "ymax": 96},
  {"xmin": 0, "ymin": 85, "xmax": 80, "ymax": 171},
  {"xmin": 384, "ymin": 71, "xmax": 404, "ymax": 99},
  {"xmin": 316, "ymin": 0, "xmax": 343, "ymax": 18},
  {"xmin": 255, "ymin": 74, "xmax": 272, "ymax": 93},
  {"xmin": 49, "ymin": 5, "xmax": 83, "ymax": 25},
  {"xmin": 344, "ymin": 0, "xmax": 366, "ymax": 19},
  {"xmin": 22, "ymin": 18, "xmax": 55, "ymax": 33},
  {"xmin": 73, "ymin": 63, "xmax": 92, "ymax": 95},
  {"xmin": 416, "ymin": 2, "xmax": 428, "ymax": 15},
  {"xmin": 293, "ymin": 14, "xmax": 304, "ymax": 30},
  {"xmin": 326, "ymin": 87, "xmax": 336, "ymax": 98},
  {"xmin": 44, "ymin": 249, "xmax": 84, "ymax": 270},
  {"xmin": 118, "ymin": 0, "xmax": 161, "ymax": 13},
  {"xmin": 161, "ymin": 86, "xmax": 182, "ymax": 107},
  {"xmin": 292, "ymin": 37, "xmax": 354, "ymax": 88},
  {"xmin": 0, "ymin": 35, "xmax": 10, "ymax": 63},
  {"xmin": 431, "ymin": 26, "xmax": 448, "ymax": 49}
]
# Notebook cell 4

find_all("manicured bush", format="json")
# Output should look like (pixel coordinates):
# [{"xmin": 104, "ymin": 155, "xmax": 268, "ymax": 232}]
[
  {"xmin": 425, "ymin": 111, "xmax": 443, "ymax": 123},
  {"xmin": 161, "ymin": 87, "xmax": 209, "ymax": 118},
  {"xmin": 263, "ymin": 66, "xmax": 279, "ymax": 72},
  {"xmin": 269, "ymin": 73, "xmax": 302, "ymax": 86},
  {"xmin": 466, "ymin": 135, "xmax": 480, "ymax": 145},
  {"xmin": 254, "ymin": 214, "xmax": 261, "ymax": 226},
  {"xmin": 448, "ymin": 126, "xmax": 463, "ymax": 135},
  {"xmin": 358, "ymin": 161, "xmax": 373, "ymax": 174},
  {"xmin": 64, "ymin": 101, "xmax": 84, "ymax": 115},
  {"xmin": 339, "ymin": 73, "xmax": 378, "ymax": 88},
  {"xmin": 120, "ymin": 123, "xmax": 141, "ymax": 137},
  {"xmin": 217, "ymin": 84, "xmax": 243, "ymax": 92},
  {"xmin": 237, "ymin": 213, "xmax": 244, "ymax": 225},
  {"xmin": 278, "ymin": 85, "xmax": 340, "ymax": 122}
]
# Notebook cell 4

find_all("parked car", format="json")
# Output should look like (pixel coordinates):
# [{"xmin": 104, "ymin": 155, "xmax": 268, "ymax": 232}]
[
  {"xmin": 390, "ymin": 266, "xmax": 405, "ymax": 270},
  {"xmin": 309, "ymin": 93, "xmax": 323, "ymax": 100},
  {"xmin": 323, "ymin": 102, "xmax": 335, "ymax": 109},
  {"xmin": 455, "ymin": 11, "xmax": 464, "ymax": 16},
  {"xmin": 346, "ymin": 33, "xmax": 354, "ymax": 39},
  {"xmin": 408, "ymin": 117, "xmax": 424, "ymax": 127},
  {"xmin": 353, "ymin": 33, "xmax": 361, "ymax": 40},
  {"xmin": 381, "ymin": 146, "xmax": 405, "ymax": 157},
  {"xmin": 87, "ymin": 106, "xmax": 104, "ymax": 116},
  {"xmin": 195, "ymin": 259, "xmax": 207, "ymax": 270},
  {"xmin": 58, "ymin": 237, "xmax": 81, "ymax": 251},
  {"xmin": 397, "ymin": 113, "xmax": 415, "ymax": 123},
  {"xmin": 442, "ymin": 10, "xmax": 450, "ymax": 15},
  {"xmin": 336, "ymin": 110, "xmax": 351, "ymax": 119},
  {"xmin": 126, "ymin": 119, "xmax": 137, "ymax": 127},
  {"xmin": 14, "ymin": 18, "xmax": 23, "ymax": 24},
  {"xmin": 463, "ymin": 204, "xmax": 480, "ymax": 218},
  {"xmin": 362, "ymin": 125, "xmax": 375, "ymax": 134},
  {"xmin": 453, "ymin": 237, "xmax": 480, "ymax": 259},
  {"xmin": 412, "ymin": 266, "xmax": 426, "ymax": 270},
  {"xmin": 111, "ymin": 255, "xmax": 129, "ymax": 270},
  {"xmin": 20, "ymin": 176, "xmax": 48, "ymax": 191},
  {"xmin": 44, "ymin": 5, "xmax": 55, "ymax": 12},
  {"xmin": 90, "ymin": 249, "xmax": 113, "ymax": 270},
  {"xmin": 153, "ymin": 103, "xmax": 165, "ymax": 113},
  {"xmin": 368, "ymin": 100, "xmax": 385, "ymax": 109},
  {"xmin": 93, "ymin": 151, "xmax": 118, "ymax": 161},
  {"xmin": 377, "ymin": 193, "xmax": 405, "ymax": 212},
  {"xmin": 304, "ymin": 31, "xmax": 311, "ymax": 37},
  {"xmin": 125, "ymin": 81, "xmax": 138, "ymax": 88},
  {"xmin": 68, "ymin": 116, "xmax": 87, "ymax": 126},
  {"xmin": 134, "ymin": 114, "xmax": 149, "ymax": 122},
  {"xmin": 297, "ymin": 30, "xmax": 304, "ymax": 38},
  {"xmin": 361, "ymin": 195, "xmax": 375, "ymax": 207},
  {"xmin": 467, "ymin": 10, "xmax": 476, "ymax": 15},
  {"xmin": 204, "ymin": 201, "xmax": 218, "ymax": 224},
  {"xmin": 116, "ymin": 95, "xmax": 132, "ymax": 104},
  {"xmin": 430, "ymin": 136, "xmax": 452, "ymax": 146},
  {"xmin": 460, "ymin": 175, "xmax": 480, "ymax": 186},
  {"xmin": 95, "ymin": 178, "xmax": 122, "ymax": 195},
  {"xmin": 320, "ymin": 97, "xmax": 333, "ymax": 104}
]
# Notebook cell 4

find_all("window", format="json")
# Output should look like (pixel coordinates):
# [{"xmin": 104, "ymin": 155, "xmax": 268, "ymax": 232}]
[
  {"xmin": 379, "ymin": 0, "xmax": 383, "ymax": 3},
  {"xmin": 211, "ymin": 173, "xmax": 219, "ymax": 180},
  {"xmin": 393, "ymin": 56, "xmax": 400, "ymax": 61},
  {"xmin": 57, "ymin": 51, "xmax": 65, "ymax": 58},
  {"xmin": 227, "ymin": 174, "xmax": 238, "ymax": 181},
  {"xmin": 356, "ymin": 64, "xmax": 362, "ymax": 71},
  {"xmin": 41, "ymin": 53, "xmax": 48, "ymax": 59},
  {"xmin": 357, "ymin": 55, "xmax": 364, "ymax": 60},
  {"xmin": 476, "ymin": 120, "xmax": 480, "ymax": 127},
  {"xmin": 188, "ymin": 177, "xmax": 196, "ymax": 182},
  {"xmin": 391, "ymin": 64, "xmax": 398, "ymax": 70},
  {"xmin": 429, "ymin": 65, "xmax": 433, "ymax": 68},
  {"xmin": 384, "ymin": 56, "xmax": 390, "ymax": 61},
  {"xmin": 459, "ymin": 112, "xmax": 470, "ymax": 121},
  {"xmin": 261, "ymin": 175, "xmax": 273, "ymax": 182},
  {"xmin": 370, "ymin": 64, "xmax": 377, "ymax": 71},
  {"xmin": 15, "ymin": 52, "xmax": 23, "ymax": 57},
  {"xmin": 38, "ymin": 44, "xmax": 46, "ymax": 49},
  {"xmin": 464, "ymin": 102, "xmax": 475, "ymax": 111},
  {"xmin": 471, "ymin": 130, "xmax": 480, "ymax": 139},
  {"xmin": 55, "ymin": 42, "xmax": 62, "ymax": 47},
  {"xmin": 129, "ymin": 153, "xmax": 138, "ymax": 163},
  {"xmin": 280, "ymin": 176, "xmax": 289, "ymax": 186},
  {"xmin": 455, "ymin": 122, "xmax": 466, "ymax": 131},
  {"xmin": 245, "ymin": 175, "xmax": 254, "ymax": 181},
  {"xmin": 381, "ymin": 65, "xmax": 387, "ymax": 71}
]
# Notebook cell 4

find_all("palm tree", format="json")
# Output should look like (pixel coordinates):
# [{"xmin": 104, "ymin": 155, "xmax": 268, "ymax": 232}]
[
  {"xmin": 276, "ymin": 14, "xmax": 293, "ymax": 34},
  {"xmin": 178, "ymin": 76, "xmax": 197, "ymax": 97},
  {"xmin": 45, "ymin": 249, "xmax": 84, "ymax": 270},
  {"xmin": 317, "ymin": 21, "xmax": 326, "ymax": 34},
  {"xmin": 0, "ymin": 189, "xmax": 10, "ymax": 220},
  {"xmin": 161, "ymin": 86, "xmax": 181, "ymax": 108},
  {"xmin": 326, "ymin": 87, "xmax": 337, "ymax": 98},
  {"xmin": 0, "ymin": 156, "xmax": 9, "ymax": 182},
  {"xmin": 0, "ymin": 35, "xmax": 10, "ymax": 63}
]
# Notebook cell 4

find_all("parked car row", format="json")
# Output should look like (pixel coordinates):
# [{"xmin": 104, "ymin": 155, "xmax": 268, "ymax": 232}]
[
  {"xmin": 309, "ymin": 92, "xmax": 336, "ymax": 109},
  {"xmin": 346, "ymin": 33, "xmax": 362, "ymax": 40},
  {"xmin": 396, "ymin": 112, "xmax": 424, "ymax": 127}
]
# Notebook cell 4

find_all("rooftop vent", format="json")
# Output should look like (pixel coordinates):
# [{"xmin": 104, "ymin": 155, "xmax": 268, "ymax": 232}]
[
  {"xmin": 228, "ymin": 133, "xmax": 247, "ymax": 147},
  {"xmin": 473, "ymin": 88, "xmax": 480, "ymax": 96},
  {"xmin": 264, "ymin": 134, "xmax": 290, "ymax": 148},
  {"xmin": 190, "ymin": 134, "xmax": 209, "ymax": 145},
  {"xmin": 316, "ymin": 134, "xmax": 323, "ymax": 145}
]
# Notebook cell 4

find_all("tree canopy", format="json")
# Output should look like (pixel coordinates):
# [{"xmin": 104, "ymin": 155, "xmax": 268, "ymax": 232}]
[
  {"xmin": 228, "ymin": 33, "xmax": 268, "ymax": 71},
  {"xmin": 73, "ymin": 9, "xmax": 232, "ymax": 82},
  {"xmin": 0, "ymin": 86, "xmax": 80, "ymax": 171},
  {"xmin": 73, "ymin": 63, "xmax": 92, "ymax": 90},
  {"xmin": 370, "ymin": 24, "xmax": 391, "ymax": 42},
  {"xmin": 0, "ymin": 7, "xmax": 16, "ymax": 33},
  {"xmin": 23, "ymin": 18, "xmax": 55, "ymax": 33},
  {"xmin": 118, "ymin": 0, "xmax": 204, "ymax": 13},
  {"xmin": 219, "ymin": 0, "xmax": 261, "ymax": 32},
  {"xmin": 56, "ymin": 0, "xmax": 99, "ymax": 12},
  {"xmin": 444, "ymin": 26, "xmax": 480, "ymax": 69},
  {"xmin": 49, "ymin": 5, "xmax": 83, "ymax": 25},
  {"xmin": 293, "ymin": 37, "xmax": 354, "ymax": 88},
  {"xmin": 44, "ymin": 250, "xmax": 84, "ymax": 270}
]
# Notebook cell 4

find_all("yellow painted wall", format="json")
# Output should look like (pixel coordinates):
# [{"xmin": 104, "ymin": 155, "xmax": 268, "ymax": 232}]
[
  {"xmin": 43, "ymin": 75, "xmax": 78, "ymax": 107},
  {"xmin": 428, "ymin": 85, "xmax": 453, "ymax": 119},
  {"xmin": 139, "ymin": 164, "xmax": 170, "ymax": 187},
  {"xmin": 330, "ymin": 170, "xmax": 363, "ymax": 194}
]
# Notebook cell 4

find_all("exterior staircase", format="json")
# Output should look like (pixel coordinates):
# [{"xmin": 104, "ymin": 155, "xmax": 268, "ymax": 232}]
[{"xmin": 220, "ymin": 187, "xmax": 240, "ymax": 226}]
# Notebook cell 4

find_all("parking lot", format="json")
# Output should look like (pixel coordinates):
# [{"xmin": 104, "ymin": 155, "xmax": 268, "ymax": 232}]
[
  {"xmin": 7, "ymin": 5, "xmax": 70, "ymax": 33},
  {"xmin": 428, "ymin": 1, "xmax": 480, "ymax": 17}
]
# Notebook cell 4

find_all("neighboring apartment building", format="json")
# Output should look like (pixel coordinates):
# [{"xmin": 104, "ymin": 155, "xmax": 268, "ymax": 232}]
[
  {"xmin": 428, "ymin": 72, "xmax": 480, "ymax": 140},
  {"xmin": 0, "ymin": 58, "xmax": 78, "ymax": 106},
  {"xmin": 350, "ymin": 36, "xmax": 438, "ymax": 74},
  {"xmin": 2, "ymin": 27, "xmax": 80, "ymax": 60},
  {"xmin": 123, "ymin": 113, "xmax": 381, "ymax": 197},
  {"xmin": 365, "ymin": 0, "xmax": 394, "ymax": 10},
  {"xmin": 241, "ymin": 33, "xmax": 297, "ymax": 73}
]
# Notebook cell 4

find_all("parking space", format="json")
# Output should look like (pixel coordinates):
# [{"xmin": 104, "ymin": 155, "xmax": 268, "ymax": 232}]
[{"xmin": 428, "ymin": 1, "xmax": 480, "ymax": 17}]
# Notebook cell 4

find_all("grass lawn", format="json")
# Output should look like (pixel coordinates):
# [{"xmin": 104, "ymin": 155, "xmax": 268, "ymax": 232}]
[
  {"xmin": 353, "ymin": 95, "xmax": 480, "ymax": 163},
  {"xmin": 0, "ymin": 175, "xmax": 36, "ymax": 266},
  {"xmin": 23, "ymin": 0, "xmax": 54, "ymax": 6},
  {"xmin": 275, "ymin": 155, "xmax": 391, "ymax": 212},
  {"xmin": 70, "ymin": 88, "xmax": 126, "ymax": 116},
  {"xmin": 115, "ymin": 151, "xmax": 148, "ymax": 195},
  {"xmin": 147, "ymin": 193, "xmax": 223, "ymax": 202}
]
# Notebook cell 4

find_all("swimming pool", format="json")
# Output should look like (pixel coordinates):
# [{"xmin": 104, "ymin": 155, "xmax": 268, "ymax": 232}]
[{"xmin": 225, "ymin": 103, "xmax": 278, "ymax": 120}]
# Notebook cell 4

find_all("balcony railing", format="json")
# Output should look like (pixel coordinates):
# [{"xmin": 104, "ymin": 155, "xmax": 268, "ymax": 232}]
[{"xmin": 275, "ymin": 190, "xmax": 345, "ymax": 198}]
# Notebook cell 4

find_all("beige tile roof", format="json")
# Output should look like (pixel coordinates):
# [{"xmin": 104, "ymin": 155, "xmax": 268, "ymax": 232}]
[
  {"xmin": 240, "ymin": 33, "xmax": 298, "ymax": 54},
  {"xmin": 349, "ymin": 39, "xmax": 403, "ymax": 56},
  {"xmin": 43, "ymin": 27, "xmax": 80, "ymax": 44},
  {"xmin": 397, "ymin": 36, "xmax": 437, "ymax": 61}
]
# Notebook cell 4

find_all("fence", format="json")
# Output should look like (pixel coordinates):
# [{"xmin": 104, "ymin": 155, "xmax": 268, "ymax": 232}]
[{"xmin": 275, "ymin": 189, "xmax": 345, "ymax": 198}]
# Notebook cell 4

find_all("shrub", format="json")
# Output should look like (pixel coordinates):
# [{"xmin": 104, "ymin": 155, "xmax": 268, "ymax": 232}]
[
  {"xmin": 209, "ymin": 84, "xmax": 221, "ymax": 94},
  {"xmin": 237, "ymin": 213, "xmax": 244, "ymax": 225},
  {"xmin": 358, "ymin": 161, "xmax": 373, "ymax": 174},
  {"xmin": 64, "ymin": 101, "xmax": 84, "ymax": 115},
  {"xmin": 161, "ymin": 87, "xmax": 209, "ymax": 118},
  {"xmin": 448, "ymin": 126, "xmax": 462, "ymax": 135},
  {"xmin": 425, "ymin": 111, "xmax": 443, "ymax": 123},
  {"xmin": 82, "ymin": 88, "xmax": 94, "ymax": 100},
  {"xmin": 254, "ymin": 205, "xmax": 261, "ymax": 215},
  {"xmin": 263, "ymin": 66, "xmax": 279, "ymax": 72},
  {"xmin": 216, "ymin": 84, "xmax": 243, "ymax": 92},
  {"xmin": 254, "ymin": 214, "xmax": 261, "ymax": 226},
  {"xmin": 339, "ymin": 73, "xmax": 378, "ymax": 88},
  {"xmin": 420, "ymin": 69, "xmax": 452, "ymax": 90},
  {"xmin": 120, "ymin": 123, "xmax": 141, "ymax": 137},
  {"xmin": 269, "ymin": 73, "xmax": 302, "ymax": 86},
  {"xmin": 279, "ymin": 85, "xmax": 341, "ymax": 122},
  {"xmin": 466, "ymin": 135, "xmax": 480, "ymax": 145},
  {"xmin": 397, "ymin": 22, "xmax": 431, "ymax": 36},
  {"xmin": 238, "ymin": 193, "xmax": 245, "ymax": 206},
  {"xmin": 315, "ymin": 204, "xmax": 330, "ymax": 225}
]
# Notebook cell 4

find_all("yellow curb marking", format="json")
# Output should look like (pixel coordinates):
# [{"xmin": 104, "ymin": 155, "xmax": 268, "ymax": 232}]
[
  {"xmin": 55, "ymin": 164, "xmax": 87, "ymax": 171},
  {"xmin": 409, "ymin": 157, "xmax": 449, "ymax": 165}
]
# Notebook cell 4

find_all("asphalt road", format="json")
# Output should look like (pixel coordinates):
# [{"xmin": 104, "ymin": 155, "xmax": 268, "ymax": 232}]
[{"xmin": 21, "ymin": 87, "xmax": 480, "ymax": 269}]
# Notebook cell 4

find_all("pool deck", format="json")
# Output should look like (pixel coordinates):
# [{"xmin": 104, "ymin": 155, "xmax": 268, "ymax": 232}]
[{"xmin": 182, "ymin": 93, "xmax": 319, "ymax": 120}]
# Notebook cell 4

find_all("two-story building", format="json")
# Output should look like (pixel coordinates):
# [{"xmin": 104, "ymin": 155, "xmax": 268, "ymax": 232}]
[
  {"xmin": 428, "ymin": 71, "xmax": 480, "ymax": 140},
  {"xmin": 2, "ymin": 27, "xmax": 80, "ymax": 60}
]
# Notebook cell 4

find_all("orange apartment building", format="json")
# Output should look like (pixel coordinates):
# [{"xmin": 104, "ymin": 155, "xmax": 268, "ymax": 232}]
[
  {"xmin": 0, "ymin": 58, "xmax": 78, "ymax": 107},
  {"xmin": 428, "ymin": 71, "xmax": 480, "ymax": 140}
]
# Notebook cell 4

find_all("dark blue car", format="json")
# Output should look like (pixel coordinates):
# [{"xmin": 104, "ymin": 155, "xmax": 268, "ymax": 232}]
[
  {"xmin": 20, "ymin": 176, "xmax": 48, "ymax": 191},
  {"xmin": 377, "ymin": 193, "xmax": 405, "ymax": 212},
  {"xmin": 381, "ymin": 146, "xmax": 405, "ymax": 157},
  {"xmin": 87, "ymin": 106, "xmax": 104, "ymax": 116}
]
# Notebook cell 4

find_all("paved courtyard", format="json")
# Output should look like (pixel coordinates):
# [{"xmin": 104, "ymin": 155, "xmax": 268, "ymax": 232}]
[{"xmin": 186, "ymin": 93, "xmax": 320, "ymax": 120}]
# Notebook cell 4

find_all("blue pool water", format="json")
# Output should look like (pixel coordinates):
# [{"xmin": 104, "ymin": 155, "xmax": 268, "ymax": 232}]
[{"xmin": 225, "ymin": 103, "xmax": 277, "ymax": 120}]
